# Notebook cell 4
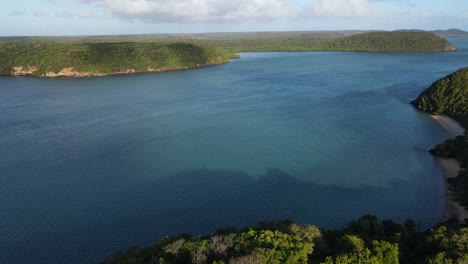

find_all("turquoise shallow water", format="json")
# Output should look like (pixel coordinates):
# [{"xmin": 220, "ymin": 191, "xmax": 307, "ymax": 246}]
[{"xmin": 1, "ymin": 39, "xmax": 468, "ymax": 264}]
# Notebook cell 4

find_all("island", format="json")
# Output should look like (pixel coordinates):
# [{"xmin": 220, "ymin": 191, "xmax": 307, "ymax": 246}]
[{"xmin": 0, "ymin": 31, "xmax": 456, "ymax": 78}]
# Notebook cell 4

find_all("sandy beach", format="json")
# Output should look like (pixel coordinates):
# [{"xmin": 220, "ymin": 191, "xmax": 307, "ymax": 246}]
[
  {"xmin": 431, "ymin": 115, "xmax": 467, "ymax": 222},
  {"xmin": 431, "ymin": 115, "xmax": 465, "ymax": 136}
]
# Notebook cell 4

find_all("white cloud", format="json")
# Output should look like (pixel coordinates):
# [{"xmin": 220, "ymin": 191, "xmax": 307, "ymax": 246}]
[
  {"xmin": 74, "ymin": 0, "xmax": 300, "ymax": 22},
  {"xmin": 309, "ymin": 0, "xmax": 371, "ymax": 17},
  {"xmin": 73, "ymin": 0, "xmax": 383, "ymax": 23}
]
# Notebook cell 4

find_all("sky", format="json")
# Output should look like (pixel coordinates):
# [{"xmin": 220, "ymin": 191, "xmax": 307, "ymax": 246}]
[{"xmin": 1, "ymin": 0, "xmax": 467, "ymax": 36}]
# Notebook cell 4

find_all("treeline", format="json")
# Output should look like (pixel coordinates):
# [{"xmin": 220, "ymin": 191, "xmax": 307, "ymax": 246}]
[
  {"xmin": 0, "ymin": 31, "xmax": 460, "ymax": 51},
  {"xmin": 99, "ymin": 215, "xmax": 468, "ymax": 264},
  {"xmin": 194, "ymin": 32, "xmax": 455, "ymax": 53},
  {"xmin": 0, "ymin": 32, "xmax": 454, "ymax": 77},
  {"xmin": 0, "ymin": 42, "xmax": 237, "ymax": 76}
]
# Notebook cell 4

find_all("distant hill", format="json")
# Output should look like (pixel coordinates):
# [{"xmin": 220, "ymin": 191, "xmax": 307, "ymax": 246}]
[
  {"xmin": 432, "ymin": 29, "xmax": 468, "ymax": 38},
  {"xmin": 0, "ymin": 31, "xmax": 455, "ymax": 77},
  {"xmin": 195, "ymin": 31, "xmax": 455, "ymax": 52},
  {"xmin": 395, "ymin": 29, "xmax": 468, "ymax": 38},
  {"xmin": 0, "ymin": 30, "xmax": 370, "ymax": 43},
  {"xmin": 0, "ymin": 29, "xmax": 461, "ymax": 43}
]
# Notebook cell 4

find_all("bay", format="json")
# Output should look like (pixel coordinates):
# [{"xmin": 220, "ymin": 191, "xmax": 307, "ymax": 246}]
[{"xmin": 1, "ymin": 39, "xmax": 467, "ymax": 264}]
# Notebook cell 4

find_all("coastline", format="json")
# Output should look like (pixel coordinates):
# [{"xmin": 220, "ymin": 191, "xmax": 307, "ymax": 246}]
[
  {"xmin": 10, "ymin": 62, "xmax": 228, "ymax": 78},
  {"xmin": 431, "ymin": 115, "xmax": 465, "ymax": 136},
  {"xmin": 431, "ymin": 115, "xmax": 467, "ymax": 222}
]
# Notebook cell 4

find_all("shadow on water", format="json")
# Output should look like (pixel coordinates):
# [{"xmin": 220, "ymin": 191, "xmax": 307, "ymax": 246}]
[
  {"xmin": 2, "ymin": 166, "xmax": 441, "ymax": 264},
  {"xmin": 20, "ymin": 167, "xmax": 438, "ymax": 264}
]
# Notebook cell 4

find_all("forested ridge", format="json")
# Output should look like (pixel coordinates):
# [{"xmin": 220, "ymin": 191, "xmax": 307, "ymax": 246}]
[
  {"xmin": 0, "ymin": 42, "xmax": 236, "ymax": 77},
  {"xmin": 0, "ymin": 31, "xmax": 455, "ymax": 77},
  {"xmin": 196, "ymin": 31, "xmax": 455, "ymax": 52}
]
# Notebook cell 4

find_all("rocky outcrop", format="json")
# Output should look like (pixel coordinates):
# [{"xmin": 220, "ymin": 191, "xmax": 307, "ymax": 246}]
[
  {"xmin": 12, "ymin": 66, "xmax": 39, "ymax": 76},
  {"xmin": 444, "ymin": 45, "xmax": 457, "ymax": 51},
  {"xmin": 45, "ymin": 67, "xmax": 97, "ymax": 77},
  {"xmin": 9, "ymin": 63, "xmax": 223, "ymax": 78}
]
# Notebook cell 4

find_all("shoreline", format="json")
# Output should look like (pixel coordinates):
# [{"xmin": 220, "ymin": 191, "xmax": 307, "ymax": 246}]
[
  {"xmin": 9, "ymin": 62, "xmax": 228, "ymax": 78},
  {"xmin": 431, "ymin": 115, "xmax": 467, "ymax": 222},
  {"xmin": 431, "ymin": 115, "xmax": 465, "ymax": 136}
]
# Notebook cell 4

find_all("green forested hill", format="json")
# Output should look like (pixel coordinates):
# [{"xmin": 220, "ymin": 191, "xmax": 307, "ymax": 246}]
[
  {"xmin": 432, "ymin": 29, "xmax": 468, "ymax": 38},
  {"xmin": 411, "ymin": 67, "xmax": 468, "ymax": 128},
  {"xmin": 0, "ymin": 30, "xmax": 458, "ymax": 49},
  {"xmin": 197, "ymin": 31, "xmax": 455, "ymax": 52},
  {"xmin": 0, "ymin": 42, "xmax": 236, "ymax": 77},
  {"xmin": 327, "ymin": 31, "xmax": 455, "ymax": 52},
  {"xmin": 100, "ymin": 215, "xmax": 468, "ymax": 264},
  {"xmin": 0, "ymin": 31, "xmax": 455, "ymax": 77}
]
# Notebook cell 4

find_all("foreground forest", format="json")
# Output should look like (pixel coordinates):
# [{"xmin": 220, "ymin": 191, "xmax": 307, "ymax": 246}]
[
  {"xmin": 0, "ymin": 31, "xmax": 455, "ymax": 77},
  {"xmin": 100, "ymin": 215, "xmax": 467, "ymax": 264}
]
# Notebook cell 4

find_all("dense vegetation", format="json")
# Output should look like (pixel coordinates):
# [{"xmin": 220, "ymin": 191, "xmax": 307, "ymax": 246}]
[
  {"xmin": 411, "ymin": 67, "xmax": 468, "ymax": 128},
  {"xmin": 430, "ymin": 133, "xmax": 468, "ymax": 208},
  {"xmin": 412, "ymin": 67, "xmax": 468, "ymax": 209},
  {"xmin": 99, "ymin": 215, "xmax": 468, "ymax": 264},
  {"xmin": 1, "ymin": 29, "xmax": 463, "ymax": 44},
  {"xmin": 195, "ymin": 32, "xmax": 455, "ymax": 53},
  {"xmin": 0, "ymin": 42, "xmax": 237, "ymax": 77},
  {"xmin": 0, "ymin": 31, "xmax": 454, "ymax": 77},
  {"xmin": 431, "ymin": 133, "xmax": 468, "ymax": 168}
]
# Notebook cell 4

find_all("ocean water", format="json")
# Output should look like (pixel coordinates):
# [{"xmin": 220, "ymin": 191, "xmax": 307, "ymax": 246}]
[{"xmin": 1, "ymin": 39, "xmax": 468, "ymax": 264}]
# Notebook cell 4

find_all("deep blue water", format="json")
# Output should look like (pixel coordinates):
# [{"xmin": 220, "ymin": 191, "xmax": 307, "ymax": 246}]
[{"xmin": 1, "ymin": 39, "xmax": 468, "ymax": 264}]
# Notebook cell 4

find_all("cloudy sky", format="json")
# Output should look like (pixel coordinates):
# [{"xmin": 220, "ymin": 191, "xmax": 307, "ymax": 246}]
[{"xmin": 2, "ymin": 0, "xmax": 467, "ymax": 36}]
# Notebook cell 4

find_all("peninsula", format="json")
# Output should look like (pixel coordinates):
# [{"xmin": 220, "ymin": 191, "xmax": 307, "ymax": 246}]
[
  {"xmin": 0, "ymin": 31, "xmax": 456, "ymax": 78},
  {"xmin": 0, "ymin": 42, "xmax": 237, "ymax": 77},
  {"xmin": 412, "ymin": 67, "xmax": 468, "ymax": 221}
]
